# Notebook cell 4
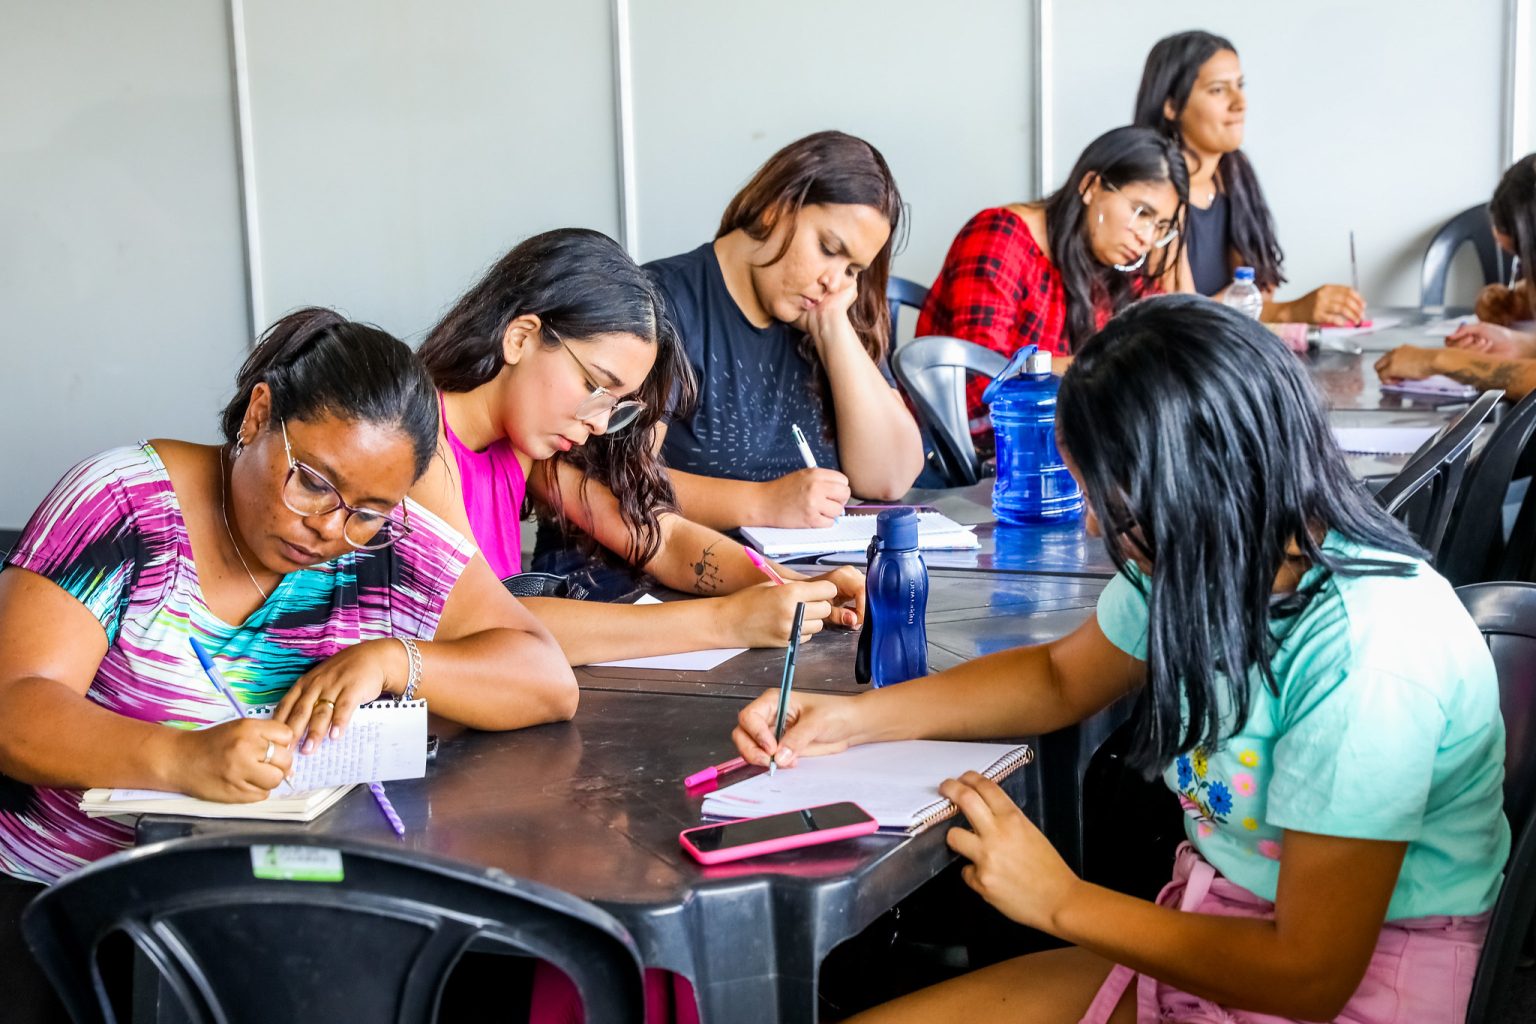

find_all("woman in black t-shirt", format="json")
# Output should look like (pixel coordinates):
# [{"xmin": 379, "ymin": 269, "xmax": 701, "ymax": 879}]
[{"xmin": 646, "ymin": 131, "xmax": 925, "ymax": 530}]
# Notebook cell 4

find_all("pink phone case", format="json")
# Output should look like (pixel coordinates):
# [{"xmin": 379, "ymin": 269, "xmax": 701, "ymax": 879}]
[{"xmin": 678, "ymin": 802, "xmax": 879, "ymax": 864}]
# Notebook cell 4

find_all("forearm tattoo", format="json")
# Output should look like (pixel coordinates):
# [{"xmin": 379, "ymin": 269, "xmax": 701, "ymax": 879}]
[
  {"xmin": 691, "ymin": 540, "xmax": 723, "ymax": 594},
  {"xmin": 1455, "ymin": 357, "xmax": 1531, "ymax": 396}
]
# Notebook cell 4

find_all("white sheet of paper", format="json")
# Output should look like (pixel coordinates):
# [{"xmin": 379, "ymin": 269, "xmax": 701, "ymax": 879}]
[
  {"xmin": 1318, "ymin": 315, "xmax": 1403, "ymax": 340},
  {"xmin": 1421, "ymin": 317, "xmax": 1477, "ymax": 337},
  {"xmin": 1379, "ymin": 374, "xmax": 1479, "ymax": 397},
  {"xmin": 591, "ymin": 594, "xmax": 748, "ymax": 670},
  {"xmin": 109, "ymin": 789, "xmax": 182, "ymax": 801},
  {"xmin": 1332, "ymin": 425, "xmax": 1439, "ymax": 455}
]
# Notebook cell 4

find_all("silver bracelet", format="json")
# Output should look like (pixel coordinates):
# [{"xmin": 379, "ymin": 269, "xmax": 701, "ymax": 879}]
[{"xmin": 395, "ymin": 636, "xmax": 423, "ymax": 702}]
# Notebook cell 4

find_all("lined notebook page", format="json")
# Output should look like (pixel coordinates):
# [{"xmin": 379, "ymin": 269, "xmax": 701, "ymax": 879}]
[
  {"xmin": 740, "ymin": 513, "xmax": 979, "ymax": 557},
  {"xmin": 700, "ymin": 740, "xmax": 1031, "ymax": 833},
  {"xmin": 250, "ymin": 699, "xmax": 428, "ymax": 790}
]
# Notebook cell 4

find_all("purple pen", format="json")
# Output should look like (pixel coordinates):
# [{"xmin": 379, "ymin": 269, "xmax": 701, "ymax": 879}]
[{"xmin": 368, "ymin": 781, "xmax": 406, "ymax": 837}]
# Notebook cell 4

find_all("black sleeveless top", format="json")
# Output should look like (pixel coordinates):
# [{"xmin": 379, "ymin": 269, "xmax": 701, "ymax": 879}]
[{"xmin": 1186, "ymin": 193, "xmax": 1232, "ymax": 296}]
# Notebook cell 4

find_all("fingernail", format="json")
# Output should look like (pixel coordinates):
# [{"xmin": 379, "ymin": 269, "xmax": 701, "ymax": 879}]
[
  {"xmin": 302, "ymin": 738, "xmax": 315, "ymax": 754},
  {"xmin": 330, "ymin": 726, "xmax": 341, "ymax": 740},
  {"xmin": 778, "ymin": 746, "xmax": 793, "ymax": 763}
]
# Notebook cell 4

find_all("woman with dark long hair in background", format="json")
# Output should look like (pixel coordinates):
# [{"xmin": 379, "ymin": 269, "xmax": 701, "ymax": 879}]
[
  {"xmin": 1134, "ymin": 30, "xmax": 1367, "ymax": 325},
  {"xmin": 733, "ymin": 297, "xmax": 1505, "ymax": 1023}
]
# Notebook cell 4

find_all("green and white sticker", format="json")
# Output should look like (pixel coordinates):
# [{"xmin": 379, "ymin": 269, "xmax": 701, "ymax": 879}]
[{"xmin": 250, "ymin": 845, "xmax": 344, "ymax": 882}]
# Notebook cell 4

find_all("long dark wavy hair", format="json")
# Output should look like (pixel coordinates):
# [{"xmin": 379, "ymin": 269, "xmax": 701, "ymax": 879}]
[
  {"xmin": 418, "ymin": 228, "xmax": 696, "ymax": 566},
  {"xmin": 1491, "ymin": 153, "xmax": 1536, "ymax": 295},
  {"xmin": 717, "ymin": 130, "xmax": 904, "ymax": 426},
  {"xmin": 1043, "ymin": 126, "xmax": 1188, "ymax": 351},
  {"xmin": 1134, "ymin": 30, "xmax": 1287, "ymax": 292},
  {"xmin": 221, "ymin": 307, "xmax": 438, "ymax": 478},
  {"xmin": 1057, "ymin": 295, "xmax": 1423, "ymax": 773}
]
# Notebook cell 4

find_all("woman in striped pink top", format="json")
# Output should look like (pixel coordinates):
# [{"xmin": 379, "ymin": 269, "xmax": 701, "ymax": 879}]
[{"xmin": 0, "ymin": 309, "xmax": 574, "ymax": 1021}]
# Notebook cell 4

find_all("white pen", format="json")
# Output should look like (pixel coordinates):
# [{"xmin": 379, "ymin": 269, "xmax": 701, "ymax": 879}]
[{"xmin": 791, "ymin": 423, "xmax": 817, "ymax": 469}]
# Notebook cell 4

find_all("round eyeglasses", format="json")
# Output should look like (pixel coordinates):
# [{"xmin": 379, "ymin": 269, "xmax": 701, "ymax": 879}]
[
  {"xmin": 1102, "ymin": 181, "xmax": 1180, "ymax": 250},
  {"xmin": 555, "ymin": 335, "xmax": 646, "ymax": 435},
  {"xmin": 279, "ymin": 421, "xmax": 411, "ymax": 550}
]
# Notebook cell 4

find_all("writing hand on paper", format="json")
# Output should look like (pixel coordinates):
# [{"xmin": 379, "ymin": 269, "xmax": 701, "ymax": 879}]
[
  {"xmin": 723, "ymin": 580, "xmax": 835, "ymax": 647},
  {"xmin": 1373, "ymin": 345, "xmax": 1438, "ymax": 383},
  {"xmin": 1446, "ymin": 321, "xmax": 1533, "ymax": 359},
  {"xmin": 174, "ymin": 718, "xmax": 295, "ymax": 803},
  {"xmin": 760, "ymin": 468, "xmax": 850, "ymax": 527},
  {"xmin": 731, "ymin": 688, "xmax": 859, "ymax": 769},
  {"xmin": 273, "ymin": 641, "xmax": 393, "ymax": 755},
  {"xmin": 942, "ymin": 771, "xmax": 1079, "ymax": 933},
  {"xmin": 1292, "ymin": 284, "xmax": 1366, "ymax": 326}
]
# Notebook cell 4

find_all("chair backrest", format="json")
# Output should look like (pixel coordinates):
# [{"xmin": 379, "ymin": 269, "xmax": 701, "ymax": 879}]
[
  {"xmin": 886, "ymin": 275, "xmax": 930, "ymax": 349},
  {"xmin": 1421, "ymin": 203, "xmax": 1515, "ymax": 308},
  {"xmin": 891, "ymin": 335, "xmax": 1006, "ymax": 486},
  {"xmin": 1375, "ymin": 389, "xmax": 1503, "ymax": 554},
  {"xmin": 23, "ymin": 834, "xmax": 646, "ymax": 1024},
  {"xmin": 1437, "ymin": 390, "xmax": 1536, "ymax": 585},
  {"xmin": 1457, "ymin": 583, "xmax": 1536, "ymax": 1022}
]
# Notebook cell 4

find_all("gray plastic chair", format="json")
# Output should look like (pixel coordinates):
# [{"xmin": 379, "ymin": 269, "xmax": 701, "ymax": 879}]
[
  {"xmin": 1376, "ymin": 389, "xmax": 1503, "ymax": 555},
  {"xmin": 1437, "ymin": 390, "xmax": 1536, "ymax": 585},
  {"xmin": 891, "ymin": 335, "xmax": 1006, "ymax": 487},
  {"xmin": 23, "ymin": 834, "xmax": 646, "ymax": 1024},
  {"xmin": 886, "ymin": 275, "xmax": 930, "ymax": 350},
  {"xmin": 1421, "ymin": 203, "xmax": 1516, "ymax": 308}
]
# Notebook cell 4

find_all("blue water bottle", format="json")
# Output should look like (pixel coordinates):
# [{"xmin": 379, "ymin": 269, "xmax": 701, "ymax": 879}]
[
  {"xmin": 985, "ymin": 345, "xmax": 1084, "ymax": 525},
  {"xmin": 855, "ymin": 509, "xmax": 929, "ymax": 688}
]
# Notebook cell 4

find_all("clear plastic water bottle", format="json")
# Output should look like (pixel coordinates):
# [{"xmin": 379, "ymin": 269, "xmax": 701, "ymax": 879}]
[
  {"xmin": 985, "ymin": 346, "xmax": 1084, "ymax": 525},
  {"xmin": 1224, "ymin": 267, "xmax": 1264, "ymax": 320},
  {"xmin": 855, "ymin": 509, "xmax": 929, "ymax": 688}
]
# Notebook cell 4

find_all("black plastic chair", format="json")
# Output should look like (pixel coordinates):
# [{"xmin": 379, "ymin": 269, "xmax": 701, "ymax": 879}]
[
  {"xmin": 1458, "ymin": 583, "xmax": 1536, "ymax": 1023},
  {"xmin": 886, "ymin": 275, "xmax": 930, "ymax": 350},
  {"xmin": 891, "ymin": 335, "xmax": 1006, "ymax": 487},
  {"xmin": 1437, "ymin": 390, "xmax": 1536, "ymax": 585},
  {"xmin": 1421, "ymin": 203, "xmax": 1516, "ymax": 309},
  {"xmin": 1375, "ymin": 389, "xmax": 1503, "ymax": 555},
  {"xmin": 22, "ymin": 834, "xmax": 646, "ymax": 1024}
]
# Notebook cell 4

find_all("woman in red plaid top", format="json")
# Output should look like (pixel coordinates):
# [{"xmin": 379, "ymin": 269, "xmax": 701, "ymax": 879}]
[{"xmin": 917, "ymin": 126, "xmax": 1187, "ymax": 434}]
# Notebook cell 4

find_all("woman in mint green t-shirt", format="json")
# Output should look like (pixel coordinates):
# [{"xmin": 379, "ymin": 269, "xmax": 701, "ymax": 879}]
[{"xmin": 730, "ymin": 295, "xmax": 1508, "ymax": 1024}]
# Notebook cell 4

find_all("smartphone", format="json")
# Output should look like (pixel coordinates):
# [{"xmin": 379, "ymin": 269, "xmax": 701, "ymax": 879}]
[{"xmin": 678, "ymin": 802, "xmax": 879, "ymax": 865}]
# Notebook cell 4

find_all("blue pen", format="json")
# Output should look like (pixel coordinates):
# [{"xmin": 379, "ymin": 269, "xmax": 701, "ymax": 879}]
[{"xmin": 189, "ymin": 637, "xmax": 291, "ymax": 790}]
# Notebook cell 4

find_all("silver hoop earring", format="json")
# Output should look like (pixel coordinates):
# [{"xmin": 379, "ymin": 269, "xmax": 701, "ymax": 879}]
[{"xmin": 232, "ymin": 437, "xmax": 245, "ymax": 460}]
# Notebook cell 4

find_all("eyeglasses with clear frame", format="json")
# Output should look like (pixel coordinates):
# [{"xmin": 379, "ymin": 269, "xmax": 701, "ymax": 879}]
[
  {"xmin": 279, "ymin": 421, "xmax": 411, "ymax": 550},
  {"xmin": 552, "ymin": 333, "xmax": 646, "ymax": 435},
  {"xmin": 1102, "ymin": 181, "xmax": 1180, "ymax": 249}
]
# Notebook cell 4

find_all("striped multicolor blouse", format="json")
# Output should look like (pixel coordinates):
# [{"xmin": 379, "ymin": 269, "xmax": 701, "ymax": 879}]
[{"xmin": 0, "ymin": 443, "xmax": 476, "ymax": 883}]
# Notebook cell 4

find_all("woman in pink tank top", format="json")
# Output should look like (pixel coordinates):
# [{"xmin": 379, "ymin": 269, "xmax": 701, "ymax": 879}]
[{"xmin": 411, "ymin": 229, "xmax": 866, "ymax": 668}]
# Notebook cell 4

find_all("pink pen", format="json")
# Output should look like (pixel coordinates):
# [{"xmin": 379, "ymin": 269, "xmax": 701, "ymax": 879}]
[
  {"xmin": 743, "ymin": 547, "xmax": 788, "ymax": 586},
  {"xmin": 684, "ymin": 756, "xmax": 748, "ymax": 788}
]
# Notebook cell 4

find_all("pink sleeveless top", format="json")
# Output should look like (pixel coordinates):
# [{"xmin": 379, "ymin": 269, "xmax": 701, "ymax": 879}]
[{"xmin": 442, "ymin": 401, "xmax": 528, "ymax": 580}]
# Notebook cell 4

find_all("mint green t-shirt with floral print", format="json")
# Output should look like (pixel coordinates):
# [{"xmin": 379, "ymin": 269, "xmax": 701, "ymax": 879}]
[{"xmin": 1094, "ymin": 532, "xmax": 1508, "ymax": 920}]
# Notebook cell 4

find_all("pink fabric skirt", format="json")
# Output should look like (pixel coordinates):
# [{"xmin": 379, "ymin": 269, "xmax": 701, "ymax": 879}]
[
  {"xmin": 529, "ymin": 963, "xmax": 699, "ymax": 1024},
  {"xmin": 1079, "ymin": 843, "xmax": 1489, "ymax": 1024}
]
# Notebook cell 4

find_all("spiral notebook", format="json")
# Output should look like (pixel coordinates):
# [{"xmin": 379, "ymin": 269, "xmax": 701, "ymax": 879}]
[
  {"xmin": 78, "ymin": 698, "xmax": 428, "ymax": 822},
  {"xmin": 699, "ymin": 740, "xmax": 1034, "ymax": 834},
  {"xmin": 740, "ymin": 512, "xmax": 979, "ymax": 558}
]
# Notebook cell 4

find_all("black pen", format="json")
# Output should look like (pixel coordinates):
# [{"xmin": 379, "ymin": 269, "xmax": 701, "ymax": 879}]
[{"xmin": 769, "ymin": 602, "xmax": 807, "ymax": 777}]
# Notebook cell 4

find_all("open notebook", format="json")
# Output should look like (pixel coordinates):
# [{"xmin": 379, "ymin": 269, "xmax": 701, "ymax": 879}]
[
  {"xmin": 78, "ymin": 698, "xmax": 427, "ymax": 823},
  {"xmin": 700, "ymin": 740, "xmax": 1033, "ymax": 834},
  {"xmin": 740, "ymin": 512, "xmax": 980, "ymax": 558}
]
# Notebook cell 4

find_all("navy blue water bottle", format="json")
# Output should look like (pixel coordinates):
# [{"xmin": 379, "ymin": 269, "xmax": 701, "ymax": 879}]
[
  {"xmin": 855, "ymin": 509, "xmax": 929, "ymax": 687},
  {"xmin": 985, "ymin": 345, "xmax": 1084, "ymax": 525}
]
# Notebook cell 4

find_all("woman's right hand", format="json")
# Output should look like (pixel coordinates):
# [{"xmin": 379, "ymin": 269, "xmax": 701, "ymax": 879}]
[
  {"xmin": 721, "ymin": 580, "xmax": 838, "ymax": 647},
  {"xmin": 171, "ymin": 718, "xmax": 295, "ymax": 803},
  {"xmin": 758, "ymin": 468, "xmax": 851, "ymax": 527},
  {"xmin": 1288, "ymin": 284, "xmax": 1366, "ymax": 326},
  {"xmin": 731, "ymin": 688, "xmax": 862, "ymax": 769},
  {"xmin": 1446, "ymin": 321, "xmax": 1536, "ymax": 359}
]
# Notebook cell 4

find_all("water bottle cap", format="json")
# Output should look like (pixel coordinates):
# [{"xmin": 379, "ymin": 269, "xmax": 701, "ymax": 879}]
[
  {"xmin": 1233, "ymin": 267, "xmax": 1255, "ymax": 282},
  {"xmin": 1026, "ymin": 349, "xmax": 1051, "ymax": 374},
  {"xmin": 874, "ymin": 508, "xmax": 919, "ymax": 550}
]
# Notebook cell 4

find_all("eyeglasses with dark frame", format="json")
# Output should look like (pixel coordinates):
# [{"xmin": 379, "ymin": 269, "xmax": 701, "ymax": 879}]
[
  {"xmin": 552, "ymin": 332, "xmax": 646, "ymax": 435},
  {"xmin": 1102, "ymin": 181, "xmax": 1180, "ymax": 250},
  {"xmin": 279, "ymin": 420, "xmax": 411, "ymax": 550}
]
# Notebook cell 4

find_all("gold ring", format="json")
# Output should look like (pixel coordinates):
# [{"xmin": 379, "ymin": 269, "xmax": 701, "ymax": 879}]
[
  {"xmin": 313, "ymin": 698, "xmax": 336, "ymax": 711},
  {"xmin": 261, "ymin": 740, "xmax": 276, "ymax": 764}
]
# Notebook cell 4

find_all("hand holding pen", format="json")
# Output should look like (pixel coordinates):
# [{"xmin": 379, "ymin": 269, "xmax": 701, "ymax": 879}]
[
  {"xmin": 769, "ymin": 602, "xmax": 808, "ymax": 776},
  {"xmin": 182, "ymin": 638, "xmax": 295, "ymax": 801}
]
